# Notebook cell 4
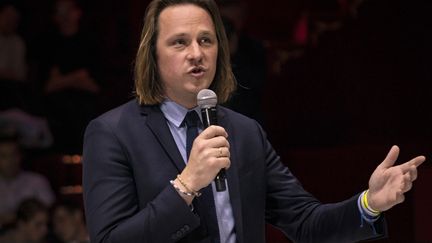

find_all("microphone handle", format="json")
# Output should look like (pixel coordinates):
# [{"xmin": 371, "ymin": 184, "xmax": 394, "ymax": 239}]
[
  {"xmin": 201, "ymin": 107, "xmax": 227, "ymax": 192},
  {"xmin": 215, "ymin": 169, "xmax": 227, "ymax": 192}
]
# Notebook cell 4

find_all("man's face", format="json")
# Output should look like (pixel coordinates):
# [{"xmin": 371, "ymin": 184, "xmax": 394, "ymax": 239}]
[
  {"xmin": 53, "ymin": 207, "xmax": 80, "ymax": 242},
  {"xmin": 156, "ymin": 4, "xmax": 218, "ymax": 108},
  {"xmin": 0, "ymin": 5, "xmax": 20, "ymax": 35},
  {"xmin": 54, "ymin": 0, "xmax": 82, "ymax": 28},
  {"xmin": 20, "ymin": 211, "xmax": 48, "ymax": 242}
]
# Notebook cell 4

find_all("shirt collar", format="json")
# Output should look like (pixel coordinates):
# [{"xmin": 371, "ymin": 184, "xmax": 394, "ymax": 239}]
[{"xmin": 160, "ymin": 99, "xmax": 202, "ymax": 128}]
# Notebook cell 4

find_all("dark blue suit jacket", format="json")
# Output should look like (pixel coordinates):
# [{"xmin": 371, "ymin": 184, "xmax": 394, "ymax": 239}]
[{"xmin": 83, "ymin": 100, "xmax": 385, "ymax": 243}]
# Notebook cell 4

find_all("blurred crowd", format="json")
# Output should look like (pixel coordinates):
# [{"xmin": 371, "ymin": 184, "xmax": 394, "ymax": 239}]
[
  {"xmin": 0, "ymin": 133, "xmax": 89, "ymax": 242},
  {"xmin": 1, "ymin": 0, "xmax": 96, "ymax": 242}
]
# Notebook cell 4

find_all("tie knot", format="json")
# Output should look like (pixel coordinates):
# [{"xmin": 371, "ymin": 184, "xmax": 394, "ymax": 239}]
[{"xmin": 184, "ymin": 111, "xmax": 200, "ymax": 128}]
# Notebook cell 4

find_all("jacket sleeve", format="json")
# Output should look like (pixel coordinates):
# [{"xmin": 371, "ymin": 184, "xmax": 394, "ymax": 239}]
[
  {"xmin": 82, "ymin": 118, "xmax": 200, "ymax": 243},
  {"xmin": 257, "ymin": 122, "xmax": 387, "ymax": 243}
]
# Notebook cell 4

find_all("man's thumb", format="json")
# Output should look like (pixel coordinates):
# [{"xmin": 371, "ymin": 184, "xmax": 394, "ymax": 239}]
[{"xmin": 379, "ymin": 145, "xmax": 400, "ymax": 169}]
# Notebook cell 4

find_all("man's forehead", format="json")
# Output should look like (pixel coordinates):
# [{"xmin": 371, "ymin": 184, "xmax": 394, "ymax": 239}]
[{"xmin": 158, "ymin": 4, "xmax": 214, "ymax": 31}]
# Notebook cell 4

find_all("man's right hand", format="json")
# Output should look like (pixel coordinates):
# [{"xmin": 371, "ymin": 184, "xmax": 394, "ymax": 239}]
[{"xmin": 179, "ymin": 125, "xmax": 230, "ymax": 194}]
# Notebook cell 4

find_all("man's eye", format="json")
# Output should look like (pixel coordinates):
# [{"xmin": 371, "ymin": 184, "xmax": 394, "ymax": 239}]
[
  {"xmin": 173, "ymin": 39, "xmax": 186, "ymax": 46},
  {"xmin": 200, "ymin": 37, "xmax": 212, "ymax": 45}
]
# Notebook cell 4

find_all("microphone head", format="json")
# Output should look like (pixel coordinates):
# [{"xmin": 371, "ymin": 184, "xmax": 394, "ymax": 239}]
[{"xmin": 197, "ymin": 89, "xmax": 217, "ymax": 108}]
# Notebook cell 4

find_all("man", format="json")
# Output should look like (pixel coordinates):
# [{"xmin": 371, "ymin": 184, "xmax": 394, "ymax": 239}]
[
  {"xmin": 0, "ymin": 134, "xmax": 55, "ymax": 229},
  {"xmin": 82, "ymin": 0, "xmax": 425, "ymax": 242},
  {"xmin": 0, "ymin": 1, "xmax": 29, "ymax": 111},
  {"xmin": 52, "ymin": 201, "xmax": 89, "ymax": 243},
  {"xmin": 0, "ymin": 198, "xmax": 49, "ymax": 243},
  {"xmin": 37, "ymin": 0, "xmax": 100, "ymax": 153},
  {"xmin": 0, "ymin": 1, "xmax": 26, "ymax": 82}
]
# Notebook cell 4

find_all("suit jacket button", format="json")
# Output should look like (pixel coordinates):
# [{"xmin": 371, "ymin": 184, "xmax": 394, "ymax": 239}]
[{"xmin": 184, "ymin": 225, "xmax": 190, "ymax": 231}]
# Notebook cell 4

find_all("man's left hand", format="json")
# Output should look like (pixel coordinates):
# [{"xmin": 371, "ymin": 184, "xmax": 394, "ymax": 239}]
[{"xmin": 367, "ymin": 145, "xmax": 426, "ymax": 212}]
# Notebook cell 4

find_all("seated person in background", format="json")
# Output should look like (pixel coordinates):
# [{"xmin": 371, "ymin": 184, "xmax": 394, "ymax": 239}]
[
  {"xmin": 219, "ymin": 0, "xmax": 267, "ymax": 124},
  {"xmin": 0, "ymin": 133, "xmax": 55, "ymax": 228},
  {"xmin": 52, "ymin": 201, "xmax": 89, "ymax": 243},
  {"xmin": 0, "ymin": 1, "xmax": 30, "ymax": 111},
  {"xmin": 40, "ymin": 0, "xmax": 99, "ymax": 95},
  {"xmin": 0, "ymin": 198, "xmax": 49, "ymax": 243},
  {"xmin": 0, "ymin": 1, "xmax": 26, "ymax": 82},
  {"xmin": 35, "ymin": 0, "xmax": 101, "ymax": 153}
]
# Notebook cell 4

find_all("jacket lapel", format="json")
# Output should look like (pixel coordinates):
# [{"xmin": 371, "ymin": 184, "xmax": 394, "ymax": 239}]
[
  {"xmin": 218, "ymin": 107, "xmax": 244, "ymax": 243},
  {"xmin": 141, "ymin": 105, "xmax": 186, "ymax": 172},
  {"xmin": 142, "ymin": 104, "xmax": 245, "ymax": 242}
]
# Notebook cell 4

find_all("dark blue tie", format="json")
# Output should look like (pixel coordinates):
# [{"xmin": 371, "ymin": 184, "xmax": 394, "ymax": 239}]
[{"xmin": 184, "ymin": 111, "xmax": 220, "ymax": 243}]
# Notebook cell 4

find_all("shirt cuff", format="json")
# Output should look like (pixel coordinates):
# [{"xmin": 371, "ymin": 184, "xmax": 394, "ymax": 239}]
[{"xmin": 357, "ymin": 191, "xmax": 381, "ymax": 235}]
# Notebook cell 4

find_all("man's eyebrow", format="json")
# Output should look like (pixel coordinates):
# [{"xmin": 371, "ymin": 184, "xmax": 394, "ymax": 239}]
[
  {"xmin": 168, "ymin": 33, "xmax": 188, "ymax": 39},
  {"xmin": 199, "ymin": 30, "xmax": 215, "ymax": 36}
]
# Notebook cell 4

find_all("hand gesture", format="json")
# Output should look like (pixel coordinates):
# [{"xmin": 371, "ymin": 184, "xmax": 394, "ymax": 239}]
[{"xmin": 367, "ymin": 145, "xmax": 426, "ymax": 212}]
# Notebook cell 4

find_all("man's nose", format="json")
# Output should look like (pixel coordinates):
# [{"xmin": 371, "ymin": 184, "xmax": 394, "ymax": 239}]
[{"xmin": 187, "ymin": 42, "xmax": 203, "ymax": 63}]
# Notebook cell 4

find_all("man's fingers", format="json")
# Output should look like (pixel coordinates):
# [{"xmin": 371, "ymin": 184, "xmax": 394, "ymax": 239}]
[
  {"xmin": 379, "ymin": 145, "xmax": 400, "ymax": 169},
  {"xmin": 411, "ymin": 156, "xmax": 426, "ymax": 167},
  {"xmin": 401, "ymin": 173, "xmax": 413, "ymax": 193},
  {"xmin": 214, "ymin": 147, "xmax": 230, "ymax": 158},
  {"xmin": 396, "ymin": 193, "xmax": 405, "ymax": 204},
  {"xmin": 200, "ymin": 125, "xmax": 228, "ymax": 139},
  {"xmin": 412, "ymin": 170, "xmax": 418, "ymax": 181},
  {"xmin": 204, "ymin": 135, "xmax": 229, "ymax": 149},
  {"xmin": 219, "ymin": 157, "xmax": 231, "ymax": 170},
  {"xmin": 408, "ymin": 168, "xmax": 418, "ymax": 181},
  {"xmin": 399, "ymin": 156, "xmax": 426, "ymax": 173}
]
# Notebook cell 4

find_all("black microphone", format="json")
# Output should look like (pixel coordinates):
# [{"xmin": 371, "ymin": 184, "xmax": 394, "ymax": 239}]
[{"xmin": 197, "ymin": 89, "xmax": 227, "ymax": 192}]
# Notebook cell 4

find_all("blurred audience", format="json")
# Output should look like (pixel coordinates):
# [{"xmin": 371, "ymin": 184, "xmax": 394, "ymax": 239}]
[
  {"xmin": 218, "ymin": 0, "xmax": 267, "ymax": 124},
  {"xmin": 0, "ymin": 1, "xmax": 32, "ymax": 111},
  {"xmin": 0, "ymin": 109, "xmax": 53, "ymax": 149},
  {"xmin": 0, "ymin": 1, "xmax": 26, "ymax": 82},
  {"xmin": 0, "ymin": 133, "xmax": 55, "ymax": 229},
  {"xmin": 0, "ymin": 198, "xmax": 49, "ymax": 243},
  {"xmin": 51, "ymin": 201, "xmax": 89, "ymax": 243},
  {"xmin": 35, "ymin": 0, "xmax": 101, "ymax": 154}
]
